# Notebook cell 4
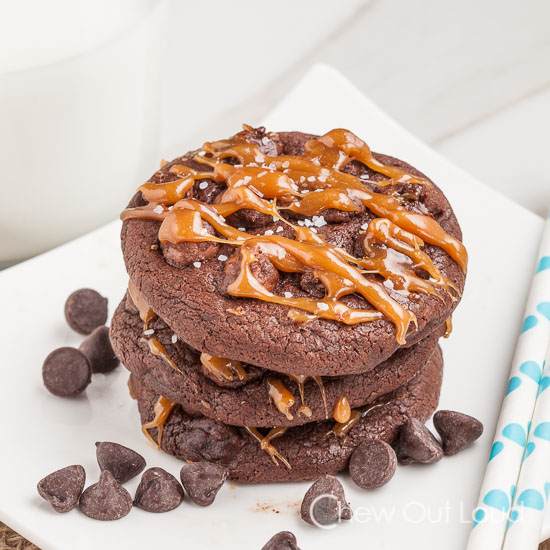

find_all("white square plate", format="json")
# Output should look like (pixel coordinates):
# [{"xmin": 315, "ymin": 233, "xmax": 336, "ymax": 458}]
[{"xmin": 0, "ymin": 65, "xmax": 546, "ymax": 549}]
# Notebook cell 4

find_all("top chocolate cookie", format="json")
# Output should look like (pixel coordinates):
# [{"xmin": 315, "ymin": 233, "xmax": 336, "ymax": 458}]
[{"xmin": 120, "ymin": 127, "xmax": 466, "ymax": 375}]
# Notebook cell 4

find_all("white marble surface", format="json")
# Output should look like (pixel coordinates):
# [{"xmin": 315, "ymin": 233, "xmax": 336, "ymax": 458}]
[{"xmin": 161, "ymin": 0, "xmax": 550, "ymax": 216}]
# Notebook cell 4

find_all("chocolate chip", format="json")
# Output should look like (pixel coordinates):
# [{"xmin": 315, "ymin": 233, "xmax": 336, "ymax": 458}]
[
  {"xmin": 395, "ymin": 418, "xmax": 443, "ymax": 465},
  {"xmin": 79, "ymin": 326, "xmax": 119, "ymax": 373},
  {"xmin": 95, "ymin": 441, "xmax": 146, "ymax": 484},
  {"xmin": 79, "ymin": 470, "xmax": 132, "ymax": 521},
  {"xmin": 42, "ymin": 347, "xmax": 92, "ymax": 397},
  {"xmin": 179, "ymin": 462, "xmax": 227, "ymax": 506},
  {"xmin": 161, "ymin": 221, "xmax": 220, "ymax": 269},
  {"xmin": 261, "ymin": 531, "xmax": 301, "ymax": 550},
  {"xmin": 133, "ymin": 467, "xmax": 184, "ymax": 513},
  {"xmin": 433, "ymin": 410, "xmax": 483, "ymax": 456},
  {"xmin": 300, "ymin": 475, "xmax": 352, "ymax": 526},
  {"xmin": 64, "ymin": 288, "xmax": 108, "ymax": 335},
  {"xmin": 37, "ymin": 465, "xmax": 86, "ymax": 513},
  {"xmin": 349, "ymin": 440, "xmax": 397, "ymax": 489},
  {"xmin": 222, "ymin": 250, "xmax": 279, "ymax": 294},
  {"xmin": 179, "ymin": 418, "xmax": 242, "ymax": 466}
]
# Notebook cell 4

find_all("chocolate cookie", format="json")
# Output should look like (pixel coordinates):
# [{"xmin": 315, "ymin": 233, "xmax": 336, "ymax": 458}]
[
  {"xmin": 120, "ymin": 128, "xmax": 465, "ymax": 376},
  {"xmin": 111, "ymin": 297, "xmax": 443, "ymax": 427},
  {"xmin": 129, "ymin": 346, "xmax": 443, "ymax": 483}
]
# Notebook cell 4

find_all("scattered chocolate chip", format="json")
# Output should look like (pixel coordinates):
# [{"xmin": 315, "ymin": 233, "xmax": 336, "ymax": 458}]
[
  {"xmin": 64, "ymin": 288, "xmax": 108, "ymax": 335},
  {"xmin": 79, "ymin": 470, "xmax": 132, "ymax": 521},
  {"xmin": 179, "ymin": 461, "xmax": 228, "ymax": 506},
  {"xmin": 349, "ymin": 440, "xmax": 397, "ymax": 489},
  {"xmin": 133, "ymin": 467, "xmax": 184, "ymax": 513},
  {"xmin": 42, "ymin": 347, "xmax": 92, "ymax": 397},
  {"xmin": 37, "ymin": 465, "xmax": 86, "ymax": 513},
  {"xmin": 395, "ymin": 418, "xmax": 443, "ymax": 465},
  {"xmin": 95, "ymin": 441, "xmax": 146, "ymax": 484},
  {"xmin": 300, "ymin": 474, "xmax": 352, "ymax": 526},
  {"xmin": 261, "ymin": 531, "xmax": 301, "ymax": 550},
  {"xmin": 433, "ymin": 410, "xmax": 483, "ymax": 456},
  {"xmin": 79, "ymin": 326, "xmax": 119, "ymax": 373}
]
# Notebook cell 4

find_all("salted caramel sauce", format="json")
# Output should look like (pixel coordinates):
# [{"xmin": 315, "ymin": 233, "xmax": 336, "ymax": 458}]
[
  {"xmin": 199, "ymin": 133, "xmax": 467, "ymax": 272},
  {"xmin": 121, "ymin": 126, "xmax": 468, "ymax": 344},
  {"xmin": 328, "ymin": 398, "xmax": 389, "ymax": 438},
  {"xmin": 200, "ymin": 352, "xmax": 247, "ymax": 382},
  {"xmin": 147, "ymin": 338, "xmax": 183, "ymax": 374},
  {"xmin": 287, "ymin": 373, "xmax": 329, "ymax": 419},
  {"xmin": 444, "ymin": 316, "xmax": 453, "ymax": 338},
  {"xmin": 128, "ymin": 376, "xmax": 136, "ymax": 400},
  {"xmin": 128, "ymin": 279, "xmax": 157, "ymax": 327},
  {"xmin": 142, "ymin": 396, "xmax": 177, "ymax": 448},
  {"xmin": 244, "ymin": 426, "xmax": 291, "ymax": 469},
  {"xmin": 266, "ymin": 378, "xmax": 295, "ymax": 420},
  {"xmin": 333, "ymin": 396, "xmax": 351, "ymax": 424}
]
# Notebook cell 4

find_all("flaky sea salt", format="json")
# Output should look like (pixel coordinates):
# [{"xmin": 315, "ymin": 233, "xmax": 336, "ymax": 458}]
[
  {"xmin": 361, "ymin": 223, "xmax": 368, "ymax": 230},
  {"xmin": 193, "ymin": 262, "xmax": 201, "ymax": 268},
  {"xmin": 276, "ymin": 226, "xmax": 284, "ymax": 233},
  {"xmin": 264, "ymin": 230, "xmax": 274, "ymax": 236},
  {"xmin": 171, "ymin": 334, "xmax": 178, "ymax": 344},
  {"xmin": 144, "ymin": 328, "xmax": 155, "ymax": 336},
  {"xmin": 313, "ymin": 215, "xmax": 327, "ymax": 227},
  {"xmin": 218, "ymin": 255, "xmax": 228, "ymax": 261},
  {"xmin": 284, "ymin": 292, "xmax": 293, "ymax": 298},
  {"xmin": 238, "ymin": 227, "xmax": 246, "ymax": 232},
  {"xmin": 153, "ymin": 205, "xmax": 164, "ymax": 214},
  {"xmin": 317, "ymin": 302, "xmax": 329, "ymax": 311},
  {"xmin": 199, "ymin": 181, "xmax": 209, "ymax": 190}
]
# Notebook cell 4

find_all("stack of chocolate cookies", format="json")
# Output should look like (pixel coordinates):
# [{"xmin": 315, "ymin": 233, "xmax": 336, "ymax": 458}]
[{"xmin": 110, "ymin": 126, "xmax": 467, "ymax": 483}]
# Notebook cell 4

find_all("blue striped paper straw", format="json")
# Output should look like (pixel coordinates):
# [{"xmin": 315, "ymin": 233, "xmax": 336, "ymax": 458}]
[
  {"xmin": 503, "ymin": 341, "xmax": 550, "ymax": 549},
  {"xmin": 467, "ymin": 209, "xmax": 550, "ymax": 550}
]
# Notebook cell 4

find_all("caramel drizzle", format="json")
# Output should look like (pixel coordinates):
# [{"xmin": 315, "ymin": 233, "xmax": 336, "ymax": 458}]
[
  {"xmin": 444, "ymin": 316, "xmax": 453, "ymax": 338},
  {"xmin": 121, "ymin": 127, "xmax": 467, "ymax": 344},
  {"xmin": 328, "ymin": 398, "xmax": 389, "ymax": 438},
  {"xmin": 244, "ymin": 426, "xmax": 291, "ymax": 469},
  {"xmin": 266, "ymin": 378, "xmax": 295, "ymax": 420},
  {"xmin": 200, "ymin": 352, "xmax": 247, "ymax": 382},
  {"xmin": 147, "ymin": 338, "xmax": 183, "ymax": 374},
  {"xmin": 333, "ymin": 396, "xmax": 351, "ymax": 424},
  {"xmin": 287, "ymin": 373, "xmax": 328, "ymax": 419},
  {"xmin": 128, "ymin": 279, "xmax": 157, "ymax": 328},
  {"xmin": 142, "ymin": 396, "xmax": 177, "ymax": 448}
]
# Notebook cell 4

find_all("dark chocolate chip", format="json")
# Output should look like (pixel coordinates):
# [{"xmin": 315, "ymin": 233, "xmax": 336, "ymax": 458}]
[
  {"xmin": 64, "ymin": 288, "xmax": 108, "ymax": 335},
  {"xmin": 300, "ymin": 474, "xmax": 352, "ymax": 526},
  {"xmin": 95, "ymin": 441, "xmax": 146, "ymax": 484},
  {"xmin": 349, "ymin": 440, "xmax": 397, "ymax": 489},
  {"xmin": 42, "ymin": 347, "xmax": 92, "ymax": 397},
  {"xmin": 179, "ymin": 461, "xmax": 227, "ymax": 506},
  {"xmin": 395, "ymin": 418, "xmax": 443, "ymax": 465},
  {"xmin": 161, "ymin": 220, "xmax": 219, "ymax": 269},
  {"xmin": 133, "ymin": 467, "xmax": 184, "ymax": 513},
  {"xmin": 79, "ymin": 470, "xmax": 132, "ymax": 521},
  {"xmin": 37, "ymin": 465, "xmax": 86, "ymax": 513},
  {"xmin": 261, "ymin": 531, "xmax": 301, "ymax": 550},
  {"xmin": 433, "ymin": 410, "xmax": 483, "ymax": 456},
  {"xmin": 79, "ymin": 326, "xmax": 119, "ymax": 373},
  {"xmin": 178, "ymin": 418, "xmax": 242, "ymax": 466}
]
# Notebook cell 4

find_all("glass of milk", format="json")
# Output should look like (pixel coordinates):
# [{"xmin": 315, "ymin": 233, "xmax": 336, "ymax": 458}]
[{"xmin": 0, "ymin": 0, "xmax": 166, "ymax": 266}]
